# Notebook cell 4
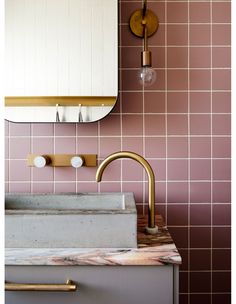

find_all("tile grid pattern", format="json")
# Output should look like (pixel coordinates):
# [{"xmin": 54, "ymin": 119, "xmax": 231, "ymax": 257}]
[{"xmin": 5, "ymin": 1, "xmax": 231, "ymax": 303}]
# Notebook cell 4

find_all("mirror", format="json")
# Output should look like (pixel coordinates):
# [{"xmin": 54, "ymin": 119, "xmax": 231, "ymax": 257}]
[{"xmin": 5, "ymin": 0, "xmax": 118, "ymax": 123}]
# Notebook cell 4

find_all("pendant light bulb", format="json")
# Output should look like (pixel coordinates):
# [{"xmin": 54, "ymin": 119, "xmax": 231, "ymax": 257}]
[{"xmin": 138, "ymin": 66, "xmax": 156, "ymax": 87}]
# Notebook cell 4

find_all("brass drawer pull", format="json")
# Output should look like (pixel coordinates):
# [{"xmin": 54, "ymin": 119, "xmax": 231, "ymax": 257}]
[{"xmin": 5, "ymin": 279, "xmax": 77, "ymax": 292}]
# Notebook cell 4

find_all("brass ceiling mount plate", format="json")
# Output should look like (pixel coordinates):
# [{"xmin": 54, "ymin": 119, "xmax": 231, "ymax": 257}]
[{"xmin": 129, "ymin": 9, "xmax": 159, "ymax": 38}]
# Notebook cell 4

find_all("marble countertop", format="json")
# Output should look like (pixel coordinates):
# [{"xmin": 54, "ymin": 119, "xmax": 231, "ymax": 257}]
[{"xmin": 5, "ymin": 215, "xmax": 182, "ymax": 266}]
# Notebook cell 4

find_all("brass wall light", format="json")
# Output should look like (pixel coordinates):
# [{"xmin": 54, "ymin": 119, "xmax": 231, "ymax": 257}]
[{"xmin": 129, "ymin": 0, "xmax": 159, "ymax": 87}]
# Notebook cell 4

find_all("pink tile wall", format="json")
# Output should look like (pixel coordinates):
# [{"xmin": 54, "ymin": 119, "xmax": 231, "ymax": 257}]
[{"xmin": 5, "ymin": 1, "xmax": 231, "ymax": 303}]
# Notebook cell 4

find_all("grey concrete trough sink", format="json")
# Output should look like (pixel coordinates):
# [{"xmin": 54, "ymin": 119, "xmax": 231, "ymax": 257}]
[{"xmin": 5, "ymin": 193, "xmax": 137, "ymax": 248}]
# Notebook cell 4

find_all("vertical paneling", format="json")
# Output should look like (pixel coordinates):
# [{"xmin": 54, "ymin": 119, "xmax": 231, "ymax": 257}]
[{"xmin": 5, "ymin": 0, "xmax": 118, "ymax": 97}]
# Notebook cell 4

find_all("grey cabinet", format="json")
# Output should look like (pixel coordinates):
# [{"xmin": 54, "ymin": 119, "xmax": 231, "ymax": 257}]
[{"xmin": 6, "ymin": 265, "xmax": 179, "ymax": 304}]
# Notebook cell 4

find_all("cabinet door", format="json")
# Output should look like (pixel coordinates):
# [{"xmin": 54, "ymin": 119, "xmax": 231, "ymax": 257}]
[{"xmin": 6, "ymin": 265, "xmax": 174, "ymax": 304}]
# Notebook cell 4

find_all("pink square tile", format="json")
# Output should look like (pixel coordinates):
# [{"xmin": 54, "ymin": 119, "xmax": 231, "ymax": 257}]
[
  {"xmin": 190, "ymin": 70, "xmax": 211, "ymax": 90},
  {"xmin": 100, "ymin": 137, "xmax": 121, "ymax": 157},
  {"xmin": 122, "ymin": 114, "xmax": 143, "ymax": 136},
  {"xmin": 167, "ymin": 2, "xmax": 188, "ymax": 23},
  {"xmin": 122, "ymin": 159, "xmax": 143, "ymax": 181},
  {"xmin": 167, "ymin": 25, "xmax": 188, "ymax": 45},
  {"xmin": 123, "ymin": 137, "xmax": 143, "ymax": 155},
  {"xmin": 9, "ymin": 138, "xmax": 31, "ymax": 159},
  {"xmin": 145, "ymin": 159, "xmax": 166, "ymax": 181},
  {"xmin": 154, "ymin": 181, "xmax": 166, "ymax": 204},
  {"xmin": 100, "ymin": 115, "xmax": 121, "ymax": 136},
  {"xmin": 167, "ymin": 137, "xmax": 188, "ymax": 158},
  {"xmin": 122, "ymin": 181, "xmax": 143, "ymax": 203},
  {"xmin": 190, "ymin": 92, "xmax": 211, "ymax": 113},
  {"xmin": 190, "ymin": 137, "xmax": 211, "ymax": 158},
  {"xmin": 9, "ymin": 123, "xmax": 31, "ymax": 136},
  {"xmin": 32, "ymin": 137, "xmax": 54, "ymax": 154},
  {"xmin": 54, "ymin": 182, "xmax": 76, "ymax": 193},
  {"xmin": 121, "ymin": 92, "xmax": 143, "ymax": 113},
  {"xmin": 144, "ymin": 92, "xmax": 165, "ymax": 113},
  {"xmin": 167, "ymin": 47, "xmax": 188, "ymax": 68},
  {"xmin": 212, "ymin": 114, "xmax": 231, "ymax": 135},
  {"xmin": 145, "ymin": 114, "xmax": 165, "ymax": 135},
  {"xmin": 32, "ymin": 124, "xmax": 54, "ymax": 136},
  {"xmin": 212, "ymin": 137, "xmax": 231, "ymax": 158},
  {"xmin": 190, "ymin": 227, "xmax": 211, "ymax": 248},
  {"xmin": 99, "ymin": 182, "xmax": 121, "ymax": 193},
  {"xmin": 190, "ymin": 2, "xmax": 210, "ymax": 23},
  {"xmin": 9, "ymin": 182, "xmax": 31, "ymax": 193},
  {"xmin": 212, "ymin": 25, "xmax": 231, "ymax": 45},
  {"xmin": 213, "ymin": 204, "xmax": 231, "ymax": 226},
  {"xmin": 212, "ymin": 92, "xmax": 231, "ymax": 113},
  {"xmin": 77, "ymin": 122, "xmax": 98, "ymax": 136},
  {"xmin": 121, "ymin": 24, "xmax": 141, "ymax": 47},
  {"xmin": 54, "ymin": 167, "xmax": 76, "ymax": 181},
  {"xmin": 121, "ymin": 2, "xmax": 138, "ymax": 23},
  {"xmin": 5, "ymin": 160, "xmax": 9, "ymax": 181},
  {"xmin": 213, "ymin": 181, "xmax": 231, "ymax": 203},
  {"xmin": 212, "ymin": 47, "xmax": 231, "ymax": 68},
  {"xmin": 77, "ymin": 137, "xmax": 98, "ymax": 154},
  {"xmin": 121, "ymin": 69, "xmax": 141, "ymax": 91},
  {"xmin": 213, "ymin": 159, "xmax": 231, "ymax": 180},
  {"xmin": 77, "ymin": 182, "xmax": 98, "ymax": 193},
  {"xmin": 167, "ymin": 114, "xmax": 188, "ymax": 135},
  {"xmin": 190, "ymin": 25, "xmax": 210, "ymax": 45},
  {"xmin": 77, "ymin": 167, "xmax": 98, "ymax": 182},
  {"xmin": 55, "ymin": 137, "xmax": 76, "ymax": 154},
  {"xmin": 149, "ymin": 2, "xmax": 166, "ymax": 24},
  {"xmin": 167, "ymin": 160, "xmax": 188, "ymax": 180},
  {"xmin": 167, "ymin": 70, "xmax": 188, "ymax": 90},
  {"xmin": 148, "ymin": 24, "xmax": 165, "ymax": 46},
  {"xmin": 9, "ymin": 160, "xmax": 31, "ymax": 181},
  {"xmin": 167, "ymin": 182, "xmax": 188, "ymax": 203},
  {"xmin": 190, "ymin": 47, "xmax": 211, "ymax": 68},
  {"xmin": 150, "ymin": 47, "xmax": 165, "ymax": 69},
  {"xmin": 167, "ymin": 92, "xmax": 188, "ymax": 113},
  {"xmin": 212, "ymin": 2, "xmax": 231, "ymax": 23},
  {"xmin": 121, "ymin": 46, "xmax": 141, "ymax": 68},
  {"xmin": 55, "ymin": 124, "xmax": 76, "ymax": 136},
  {"xmin": 190, "ymin": 204, "xmax": 211, "ymax": 225},
  {"xmin": 97, "ymin": 159, "xmax": 121, "ymax": 181},
  {"xmin": 32, "ymin": 182, "xmax": 54, "ymax": 193},
  {"xmin": 190, "ymin": 114, "xmax": 211, "ymax": 135},
  {"xmin": 145, "ymin": 137, "xmax": 166, "ymax": 158},
  {"xmin": 32, "ymin": 167, "xmax": 53, "ymax": 181},
  {"xmin": 5, "ymin": 120, "xmax": 9, "ymax": 136},
  {"xmin": 212, "ymin": 70, "xmax": 231, "ymax": 90},
  {"xmin": 190, "ymin": 182, "xmax": 211, "ymax": 203},
  {"xmin": 167, "ymin": 205, "xmax": 188, "ymax": 226},
  {"xmin": 5, "ymin": 138, "xmax": 9, "ymax": 158},
  {"xmin": 5, "ymin": 182, "xmax": 9, "ymax": 193},
  {"xmin": 190, "ymin": 159, "xmax": 211, "ymax": 180}
]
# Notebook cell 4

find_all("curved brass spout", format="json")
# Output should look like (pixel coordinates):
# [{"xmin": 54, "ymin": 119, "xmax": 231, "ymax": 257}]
[{"xmin": 96, "ymin": 151, "xmax": 158, "ymax": 234}]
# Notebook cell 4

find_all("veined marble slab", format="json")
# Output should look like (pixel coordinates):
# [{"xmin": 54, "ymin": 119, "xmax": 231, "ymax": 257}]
[{"xmin": 5, "ymin": 215, "xmax": 182, "ymax": 266}]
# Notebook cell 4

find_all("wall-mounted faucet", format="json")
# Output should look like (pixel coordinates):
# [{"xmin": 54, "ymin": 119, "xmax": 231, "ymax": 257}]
[
  {"xmin": 27, "ymin": 154, "xmax": 97, "ymax": 168},
  {"xmin": 96, "ymin": 151, "xmax": 158, "ymax": 234}
]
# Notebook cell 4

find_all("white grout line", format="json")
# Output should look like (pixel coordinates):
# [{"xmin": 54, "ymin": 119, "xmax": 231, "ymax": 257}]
[
  {"xmin": 187, "ymin": 0, "xmax": 191, "ymax": 301},
  {"xmin": 165, "ymin": 0, "xmax": 168, "ymax": 221},
  {"xmin": 210, "ymin": 1, "xmax": 213, "ymax": 302}
]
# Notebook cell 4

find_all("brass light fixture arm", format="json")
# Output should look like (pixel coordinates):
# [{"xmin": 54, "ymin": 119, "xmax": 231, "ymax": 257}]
[{"xmin": 96, "ymin": 151, "xmax": 158, "ymax": 234}]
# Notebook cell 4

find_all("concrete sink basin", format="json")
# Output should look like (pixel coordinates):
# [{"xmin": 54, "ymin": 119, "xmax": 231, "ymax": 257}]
[{"xmin": 5, "ymin": 193, "xmax": 137, "ymax": 248}]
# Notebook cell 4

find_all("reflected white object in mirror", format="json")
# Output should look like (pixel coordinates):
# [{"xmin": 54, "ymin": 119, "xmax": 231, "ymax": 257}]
[{"xmin": 5, "ymin": 0, "xmax": 118, "ymax": 123}]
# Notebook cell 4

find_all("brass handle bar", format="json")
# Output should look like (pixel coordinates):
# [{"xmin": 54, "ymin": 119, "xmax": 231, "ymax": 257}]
[{"xmin": 5, "ymin": 279, "xmax": 77, "ymax": 292}]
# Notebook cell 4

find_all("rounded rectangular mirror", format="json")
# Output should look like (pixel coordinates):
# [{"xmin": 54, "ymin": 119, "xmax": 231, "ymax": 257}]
[{"xmin": 5, "ymin": 0, "xmax": 118, "ymax": 123}]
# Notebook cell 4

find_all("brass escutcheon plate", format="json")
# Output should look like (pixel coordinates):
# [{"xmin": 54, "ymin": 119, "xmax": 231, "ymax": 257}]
[{"xmin": 129, "ymin": 9, "xmax": 159, "ymax": 38}]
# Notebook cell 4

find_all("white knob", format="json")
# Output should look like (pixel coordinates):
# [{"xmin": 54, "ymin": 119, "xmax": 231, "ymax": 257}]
[
  {"xmin": 71, "ymin": 156, "xmax": 84, "ymax": 168},
  {"xmin": 33, "ymin": 156, "xmax": 48, "ymax": 168}
]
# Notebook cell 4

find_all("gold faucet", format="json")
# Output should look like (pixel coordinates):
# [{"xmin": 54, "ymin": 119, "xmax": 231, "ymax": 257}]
[{"xmin": 96, "ymin": 151, "xmax": 158, "ymax": 234}]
